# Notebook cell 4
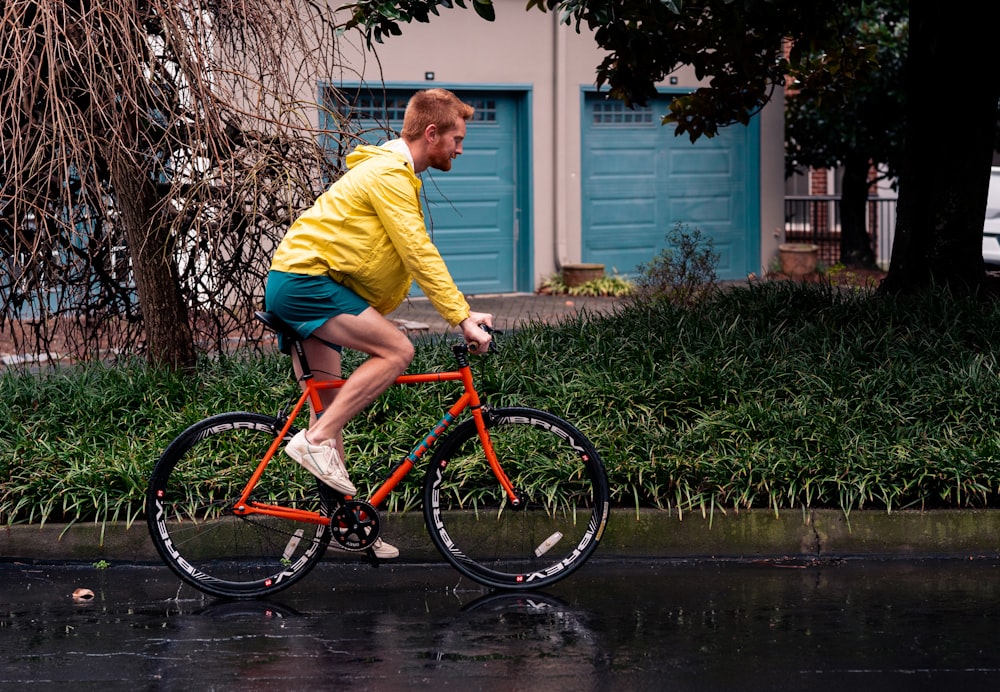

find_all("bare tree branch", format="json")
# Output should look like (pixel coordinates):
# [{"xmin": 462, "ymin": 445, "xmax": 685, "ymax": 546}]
[{"xmin": 1, "ymin": 0, "xmax": 361, "ymax": 367}]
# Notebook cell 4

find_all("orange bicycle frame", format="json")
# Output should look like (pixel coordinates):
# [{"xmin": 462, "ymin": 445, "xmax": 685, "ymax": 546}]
[{"xmin": 230, "ymin": 348, "xmax": 518, "ymax": 525}]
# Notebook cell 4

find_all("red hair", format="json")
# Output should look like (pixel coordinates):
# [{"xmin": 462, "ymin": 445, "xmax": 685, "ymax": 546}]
[{"xmin": 401, "ymin": 88, "xmax": 474, "ymax": 140}]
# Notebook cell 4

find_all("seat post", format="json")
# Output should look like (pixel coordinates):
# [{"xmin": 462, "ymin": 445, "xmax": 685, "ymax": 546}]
[
  {"xmin": 291, "ymin": 337, "xmax": 313, "ymax": 380},
  {"xmin": 255, "ymin": 310, "xmax": 313, "ymax": 379}
]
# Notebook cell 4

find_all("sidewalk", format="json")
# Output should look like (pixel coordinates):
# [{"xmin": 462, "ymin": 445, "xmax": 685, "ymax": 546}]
[
  {"xmin": 386, "ymin": 292, "xmax": 625, "ymax": 336},
  {"xmin": 0, "ymin": 292, "xmax": 624, "ymax": 367}
]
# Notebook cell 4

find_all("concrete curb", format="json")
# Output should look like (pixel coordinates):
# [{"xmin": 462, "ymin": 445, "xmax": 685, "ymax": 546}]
[{"xmin": 4, "ymin": 508, "xmax": 999, "ymax": 564}]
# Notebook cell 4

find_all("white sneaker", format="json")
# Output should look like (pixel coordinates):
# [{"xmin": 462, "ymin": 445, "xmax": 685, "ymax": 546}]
[
  {"xmin": 369, "ymin": 538, "xmax": 400, "ymax": 559},
  {"xmin": 284, "ymin": 430, "xmax": 357, "ymax": 496},
  {"xmin": 330, "ymin": 537, "xmax": 400, "ymax": 559}
]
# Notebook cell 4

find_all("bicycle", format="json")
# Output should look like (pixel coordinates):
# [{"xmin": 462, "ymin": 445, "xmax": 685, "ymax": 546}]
[{"xmin": 146, "ymin": 310, "xmax": 610, "ymax": 599}]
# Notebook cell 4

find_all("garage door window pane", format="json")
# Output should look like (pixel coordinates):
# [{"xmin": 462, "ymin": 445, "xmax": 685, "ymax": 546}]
[
  {"xmin": 593, "ymin": 99, "xmax": 653, "ymax": 126},
  {"xmin": 468, "ymin": 98, "xmax": 497, "ymax": 123}
]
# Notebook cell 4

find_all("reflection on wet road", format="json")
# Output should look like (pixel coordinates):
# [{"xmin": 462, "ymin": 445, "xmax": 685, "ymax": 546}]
[{"xmin": 3, "ymin": 557, "xmax": 1000, "ymax": 689}]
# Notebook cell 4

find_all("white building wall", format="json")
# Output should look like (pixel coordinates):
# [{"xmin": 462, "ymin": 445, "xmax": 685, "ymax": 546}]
[{"xmin": 333, "ymin": 0, "xmax": 784, "ymax": 283}]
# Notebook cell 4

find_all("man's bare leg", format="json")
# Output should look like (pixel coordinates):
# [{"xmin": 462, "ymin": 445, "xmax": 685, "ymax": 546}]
[{"xmin": 301, "ymin": 307, "xmax": 414, "ymax": 446}]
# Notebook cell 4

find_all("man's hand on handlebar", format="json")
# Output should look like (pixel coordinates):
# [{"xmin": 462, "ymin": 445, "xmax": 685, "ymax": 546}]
[{"xmin": 461, "ymin": 312, "xmax": 494, "ymax": 353}]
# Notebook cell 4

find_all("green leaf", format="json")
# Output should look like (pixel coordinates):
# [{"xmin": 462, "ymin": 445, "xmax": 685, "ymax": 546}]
[{"xmin": 473, "ymin": 0, "xmax": 496, "ymax": 21}]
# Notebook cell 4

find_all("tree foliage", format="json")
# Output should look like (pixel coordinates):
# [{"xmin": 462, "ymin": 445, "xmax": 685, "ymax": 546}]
[
  {"xmin": 785, "ymin": 0, "xmax": 908, "ymax": 268},
  {"xmin": 1, "ymin": 0, "xmax": 355, "ymax": 368},
  {"xmin": 343, "ymin": 0, "xmax": 1000, "ymax": 293},
  {"xmin": 344, "ymin": 0, "xmax": 870, "ymax": 141},
  {"xmin": 784, "ymin": 0, "xmax": 908, "ymax": 181}
]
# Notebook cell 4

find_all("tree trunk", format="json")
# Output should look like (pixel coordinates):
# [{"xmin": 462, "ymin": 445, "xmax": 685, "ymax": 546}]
[
  {"xmin": 839, "ymin": 155, "xmax": 877, "ymax": 268},
  {"xmin": 107, "ymin": 151, "xmax": 197, "ymax": 371},
  {"xmin": 880, "ymin": 2, "xmax": 1000, "ymax": 295}
]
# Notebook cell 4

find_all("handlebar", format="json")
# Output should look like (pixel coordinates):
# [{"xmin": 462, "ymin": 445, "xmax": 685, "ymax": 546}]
[{"xmin": 468, "ymin": 323, "xmax": 499, "ymax": 355}]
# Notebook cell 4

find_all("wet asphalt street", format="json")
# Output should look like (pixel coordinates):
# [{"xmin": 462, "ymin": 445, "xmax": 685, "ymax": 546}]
[{"xmin": 3, "ymin": 556, "xmax": 1000, "ymax": 690}]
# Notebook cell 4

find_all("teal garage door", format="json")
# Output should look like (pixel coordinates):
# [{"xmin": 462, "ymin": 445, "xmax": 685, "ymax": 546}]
[
  {"xmin": 581, "ymin": 93, "xmax": 759, "ymax": 281},
  {"xmin": 328, "ymin": 87, "xmax": 522, "ymax": 294}
]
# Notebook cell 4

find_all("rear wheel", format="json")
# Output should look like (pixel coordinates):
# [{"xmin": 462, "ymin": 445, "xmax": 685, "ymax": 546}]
[
  {"xmin": 423, "ymin": 407, "xmax": 609, "ymax": 590},
  {"xmin": 146, "ymin": 412, "xmax": 334, "ymax": 599}
]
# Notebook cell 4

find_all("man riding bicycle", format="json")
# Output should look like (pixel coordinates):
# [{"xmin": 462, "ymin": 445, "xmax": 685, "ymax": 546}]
[{"xmin": 264, "ymin": 88, "xmax": 494, "ymax": 558}]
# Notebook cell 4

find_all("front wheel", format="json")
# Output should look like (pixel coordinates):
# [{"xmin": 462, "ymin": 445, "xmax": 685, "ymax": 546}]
[
  {"xmin": 146, "ymin": 412, "xmax": 334, "ymax": 599},
  {"xmin": 423, "ymin": 407, "xmax": 610, "ymax": 590}
]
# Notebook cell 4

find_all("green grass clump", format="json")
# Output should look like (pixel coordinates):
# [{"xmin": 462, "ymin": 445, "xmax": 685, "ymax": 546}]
[
  {"xmin": 3, "ymin": 280, "xmax": 1000, "ymax": 525},
  {"xmin": 539, "ymin": 271, "xmax": 635, "ymax": 297}
]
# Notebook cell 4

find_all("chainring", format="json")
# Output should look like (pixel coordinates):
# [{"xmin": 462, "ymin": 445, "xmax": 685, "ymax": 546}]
[{"xmin": 328, "ymin": 500, "xmax": 381, "ymax": 552}]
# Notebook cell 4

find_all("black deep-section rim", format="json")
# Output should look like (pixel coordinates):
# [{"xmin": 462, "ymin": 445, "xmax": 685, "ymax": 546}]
[
  {"xmin": 145, "ymin": 412, "xmax": 333, "ymax": 599},
  {"xmin": 422, "ymin": 406, "xmax": 610, "ymax": 590}
]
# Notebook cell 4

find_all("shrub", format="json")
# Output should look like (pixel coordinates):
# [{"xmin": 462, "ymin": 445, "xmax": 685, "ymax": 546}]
[
  {"xmin": 634, "ymin": 222, "xmax": 720, "ymax": 305},
  {"xmin": 5, "ymin": 279, "xmax": 1000, "ymax": 524}
]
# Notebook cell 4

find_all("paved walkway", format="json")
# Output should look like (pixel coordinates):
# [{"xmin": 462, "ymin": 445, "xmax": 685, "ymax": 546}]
[
  {"xmin": 387, "ymin": 292, "xmax": 626, "ymax": 336},
  {"xmin": 0, "ymin": 293, "xmax": 626, "ymax": 367}
]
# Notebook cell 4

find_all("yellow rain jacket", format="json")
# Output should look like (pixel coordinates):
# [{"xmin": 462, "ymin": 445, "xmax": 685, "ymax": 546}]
[{"xmin": 270, "ymin": 143, "xmax": 471, "ymax": 326}]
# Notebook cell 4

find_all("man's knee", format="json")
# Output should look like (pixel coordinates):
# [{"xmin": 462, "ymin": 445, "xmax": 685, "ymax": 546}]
[{"xmin": 392, "ymin": 337, "xmax": 416, "ymax": 372}]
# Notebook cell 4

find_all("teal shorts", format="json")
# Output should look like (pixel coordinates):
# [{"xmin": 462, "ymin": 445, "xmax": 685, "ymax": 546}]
[{"xmin": 264, "ymin": 271, "xmax": 370, "ymax": 353}]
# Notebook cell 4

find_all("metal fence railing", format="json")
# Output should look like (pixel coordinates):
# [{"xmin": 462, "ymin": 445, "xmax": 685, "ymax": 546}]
[{"xmin": 784, "ymin": 195, "xmax": 897, "ymax": 269}]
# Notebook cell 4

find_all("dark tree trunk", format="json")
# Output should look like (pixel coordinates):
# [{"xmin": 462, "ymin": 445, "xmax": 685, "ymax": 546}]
[
  {"xmin": 839, "ymin": 155, "xmax": 877, "ymax": 268},
  {"xmin": 880, "ymin": 1, "xmax": 1000, "ymax": 295},
  {"xmin": 108, "ymin": 150, "xmax": 197, "ymax": 371}
]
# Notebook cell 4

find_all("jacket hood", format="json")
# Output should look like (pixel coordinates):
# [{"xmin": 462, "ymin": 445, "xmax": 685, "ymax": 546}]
[{"xmin": 345, "ymin": 143, "xmax": 409, "ymax": 171}]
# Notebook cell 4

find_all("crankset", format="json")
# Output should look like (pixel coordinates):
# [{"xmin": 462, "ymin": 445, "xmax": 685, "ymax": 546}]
[{"xmin": 329, "ymin": 500, "xmax": 381, "ymax": 554}]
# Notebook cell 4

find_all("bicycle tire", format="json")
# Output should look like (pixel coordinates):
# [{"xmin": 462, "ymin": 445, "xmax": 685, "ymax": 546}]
[
  {"xmin": 146, "ymin": 412, "xmax": 334, "ymax": 599},
  {"xmin": 423, "ymin": 406, "xmax": 610, "ymax": 590}
]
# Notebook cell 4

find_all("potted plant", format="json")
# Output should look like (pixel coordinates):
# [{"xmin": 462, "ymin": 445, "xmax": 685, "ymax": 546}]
[
  {"xmin": 777, "ymin": 243, "xmax": 819, "ymax": 277},
  {"xmin": 561, "ymin": 263, "xmax": 605, "ymax": 287}
]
